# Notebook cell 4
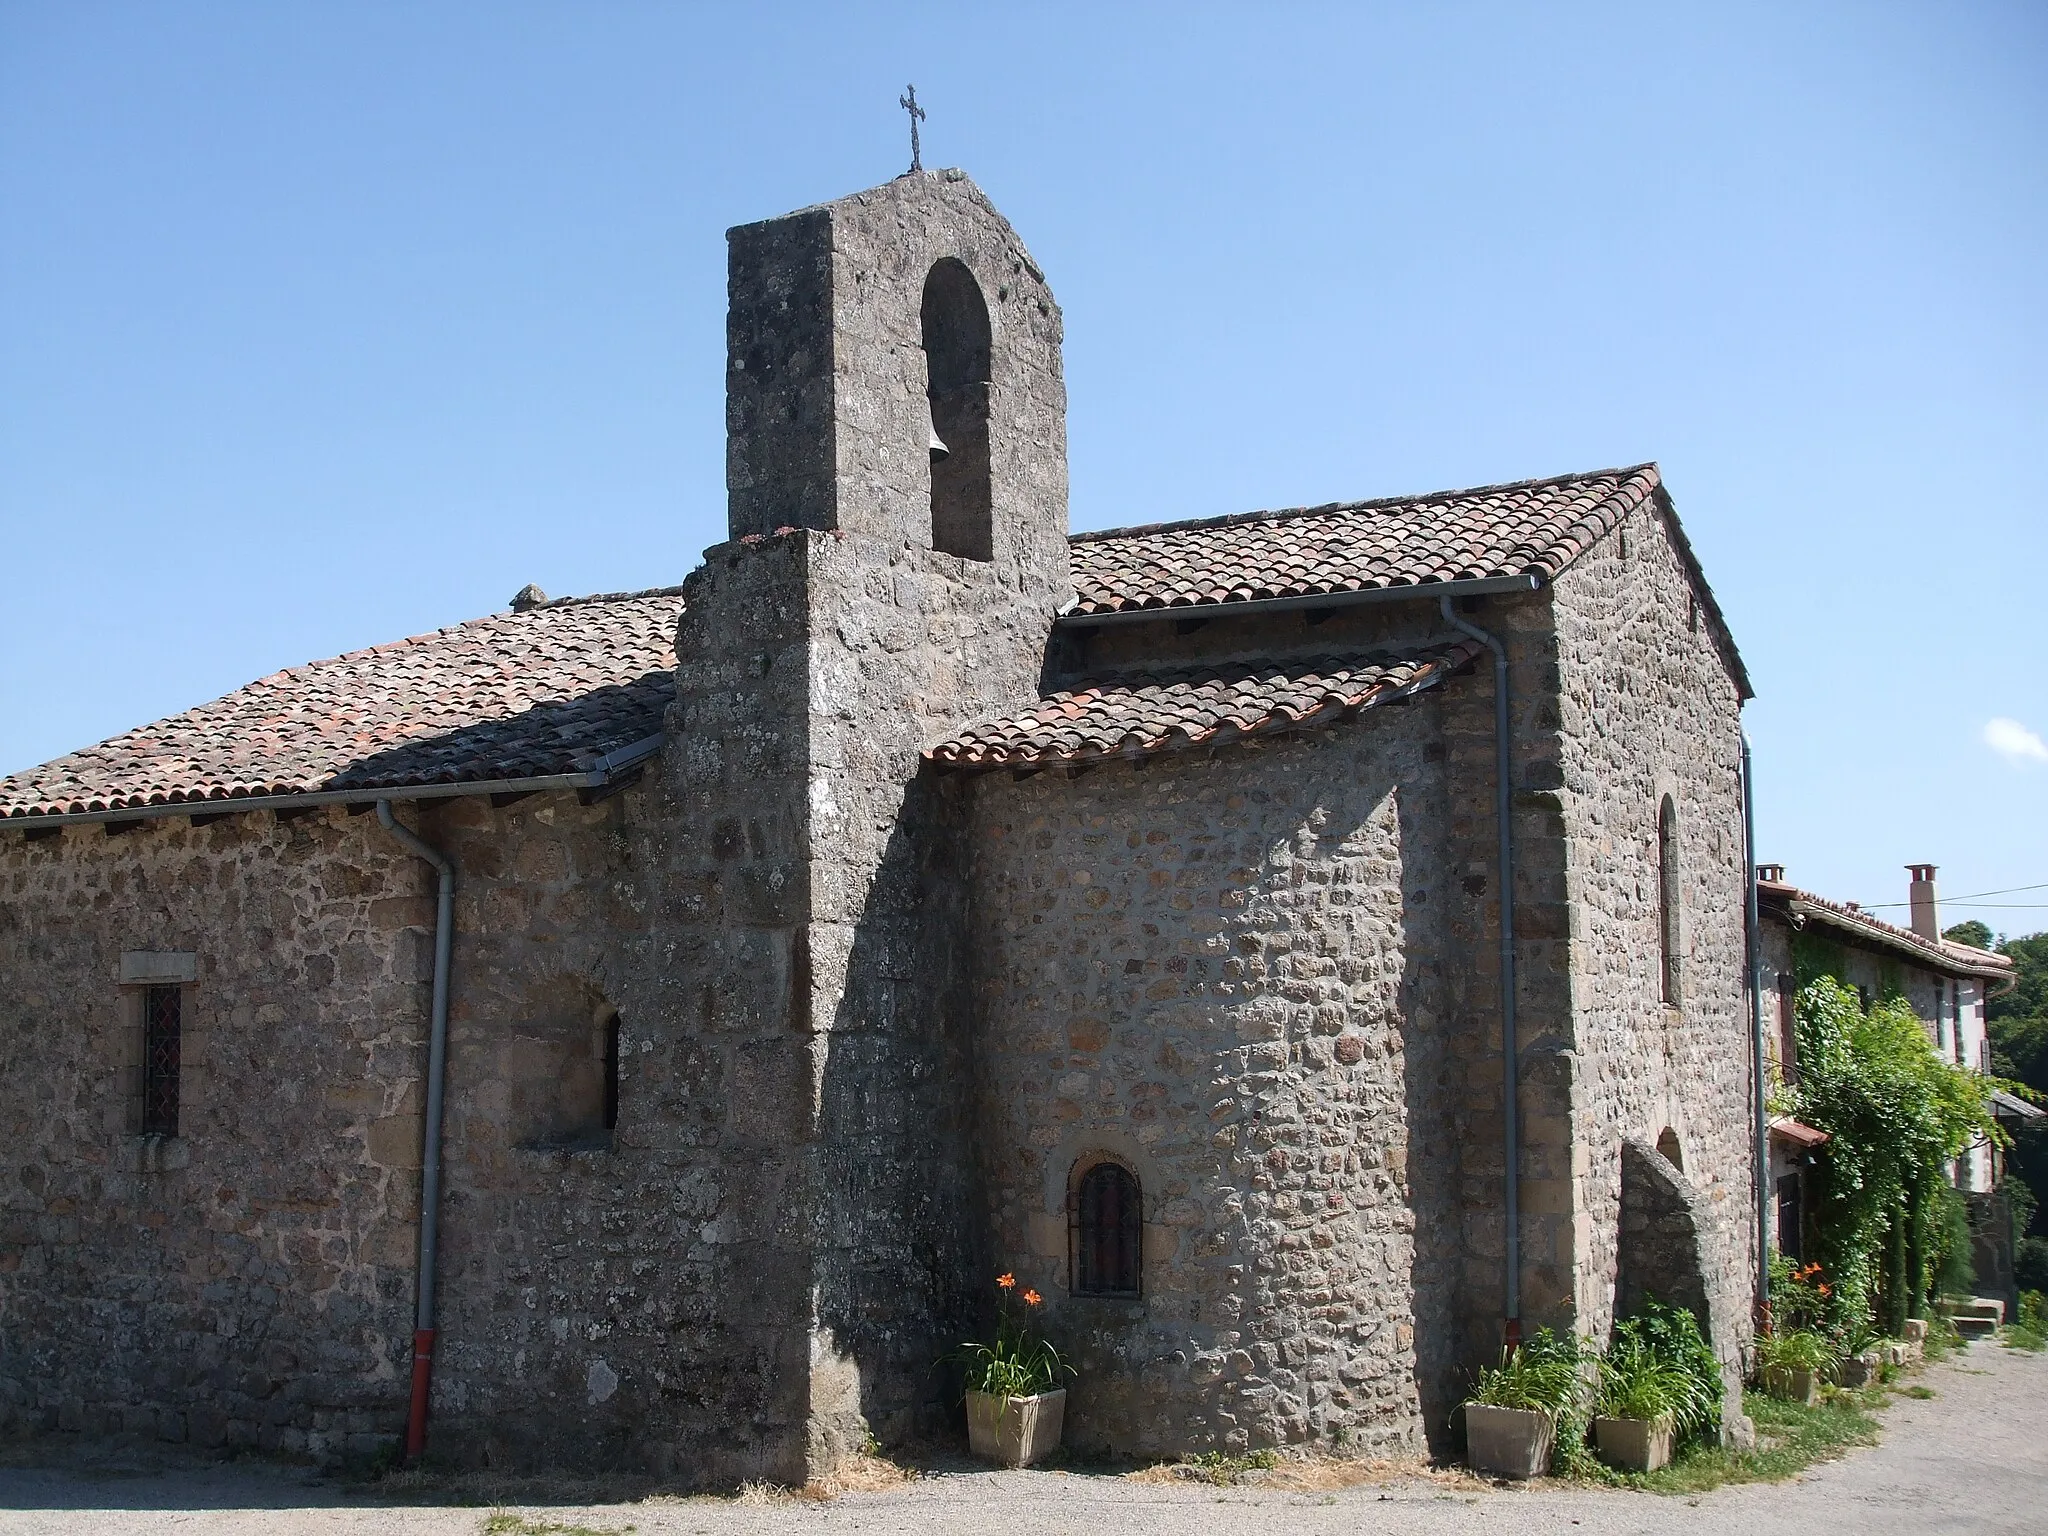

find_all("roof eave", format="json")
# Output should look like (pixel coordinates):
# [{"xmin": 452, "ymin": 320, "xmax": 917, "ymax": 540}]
[
  {"xmin": 2, "ymin": 733, "xmax": 667, "ymax": 831},
  {"xmin": 1759, "ymin": 885, "xmax": 2014, "ymax": 979},
  {"xmin": 1055, "ymin": 572, "xmax": 1541, "ymax": 628}
]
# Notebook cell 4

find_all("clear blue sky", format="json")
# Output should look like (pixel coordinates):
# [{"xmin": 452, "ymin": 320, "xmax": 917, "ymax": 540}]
[{"xmin": 2, "ymin": 2, "xmax": 2042, "ymax": 927}]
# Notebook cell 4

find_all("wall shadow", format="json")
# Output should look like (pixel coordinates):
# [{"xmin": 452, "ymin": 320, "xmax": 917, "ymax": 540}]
[
  {"xmin": 811, "ymin": 769, "xmax": 988, "ymax": 1453},
  {"xmin": 322, "ymin": 677, "xmax": 672, "ymax": 793}
]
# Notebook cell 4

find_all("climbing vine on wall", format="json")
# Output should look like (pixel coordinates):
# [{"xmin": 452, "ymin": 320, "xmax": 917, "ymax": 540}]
[{"xmin": 1788, "ymin": 976, "xmax": 2009, "ymax": 1336}]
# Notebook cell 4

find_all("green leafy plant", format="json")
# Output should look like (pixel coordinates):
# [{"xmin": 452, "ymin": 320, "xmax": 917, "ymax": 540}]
[
  {"xmin": 1754, "ymin": 1327, "xmax": 1841, "ymax": 1375},
  {"xmin": 2006, "ymin": 1289, "xmax": 2048, "ymax": 1353},
  {"xmin": 951, "ymin": 1272, "xmax": 1072, "ymax": 1407},
  {"xmin": 1176, "ymin": 1449, "xmax": 1279, "ymax": 1485},
  {"xmin": 1784, "ymin": 976, "xmax": 2022, "ymax": 1337},
  {"xmin": 2018, "ymin": 1237, "xmax": 2048, "ymax": 1294},
  {"xmin": 1595, "ymin": 1301, "xmax": 1722, "ymax": 1441},
  {"xmin": 1466, "ymin": 1326, "xmax": 1587, "ymax": 1417}
]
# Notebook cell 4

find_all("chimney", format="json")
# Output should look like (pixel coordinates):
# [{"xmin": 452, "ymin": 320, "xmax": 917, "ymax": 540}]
[
  {"xmin": 1907, "ymin": 864, "xmax": 1939, "ymax": 940},
  {"xmin": 1757, "ymin": 863, "xmax": 1785, "ymax": 884}
]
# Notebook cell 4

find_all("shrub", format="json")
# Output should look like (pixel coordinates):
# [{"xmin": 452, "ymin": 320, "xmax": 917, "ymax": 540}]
[
  {"xmin": 1467, "ymin": 1327, "xmax": 1586, "ymax": 1417},
  {"xmin": 2021, "ymin": 1290, "xmax": 2047, "ymax": 1330},
  {"xmin": 1595, "ymin": 1300, "xmax": 1722, "ymax": 1442},
  {"xmin": 1754, "ymin": 1328, "xmax": 1841, "ymax": 1375},
  {"xmin": 2007, "ymin": 1290, "xmax": 2048, "ymax": 1353},
  {"xmin": 2017, "ymin": 1238, "xmax": 2048, "ymax": 1295}
]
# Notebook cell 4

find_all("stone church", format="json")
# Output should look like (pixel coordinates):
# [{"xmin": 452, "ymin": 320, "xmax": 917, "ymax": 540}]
[{"xmin": 0, "ymin": 171, "xmax": 1759, "ymax": 1481}]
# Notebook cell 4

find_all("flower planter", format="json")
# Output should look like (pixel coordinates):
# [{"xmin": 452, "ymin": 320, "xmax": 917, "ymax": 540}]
[
  {"xmin": 1763, "ymin": 1365, "xmax": 1819, "ymax": 1405},
  {"xmin": 966, "ymin": 1388, "xmax": 1066, "ymax": 1468},
  {"xmin": 1592, "ymin": 1414, "xmax": 1674, "ymax": 1473},
  {"xmin": 1462, "ymin": 1404, "xmax": 1554, "ymax": 1480}
]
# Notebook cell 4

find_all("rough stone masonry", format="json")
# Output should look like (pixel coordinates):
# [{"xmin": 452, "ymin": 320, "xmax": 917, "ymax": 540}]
[{"xmin": 0, "ymin": 168, "xmax": 1758, "ymax": 1481}]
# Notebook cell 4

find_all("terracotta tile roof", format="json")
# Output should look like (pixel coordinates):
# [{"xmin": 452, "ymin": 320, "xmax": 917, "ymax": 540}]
[
  {"xmin": 1769, "ymin": 1118, "xmax": 1831, "ymax": 1149},
  {"xmin": 1, "ymin": 588, "xmax": 683, "ymax": 819},
  {"xmin": 925, "ymin": 640, "xmax": 1481, "ymax": 771},
  {"xmin": 1066, "ymin": 465, "xmax": 1662, "ymax": 618},
  {"xmin": 1756, "ymin": 878, "xmax": 2014, "ymax": 981}
]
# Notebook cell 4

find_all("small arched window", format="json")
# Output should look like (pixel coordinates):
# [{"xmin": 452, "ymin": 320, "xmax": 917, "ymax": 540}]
[
  {"xmin": 1070, "ymin": 1160, "xmax": 1142, "ymax": 1298},
  {"xmin": 921, "ymin": 257, "xmax": 993, "ymax": 561},
  {"xmin": 1658, "ymin": 796, "xmax": 1681, "ymax": 1006},
  {"xmin": 1656, "ymin": 1128, "xmax": 1684, "ymax": 1172}
]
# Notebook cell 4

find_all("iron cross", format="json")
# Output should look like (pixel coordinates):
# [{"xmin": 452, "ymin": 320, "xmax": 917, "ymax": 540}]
[{"xmin": 900, "ymin": 84, "xmax": 925, "ymax": 173}]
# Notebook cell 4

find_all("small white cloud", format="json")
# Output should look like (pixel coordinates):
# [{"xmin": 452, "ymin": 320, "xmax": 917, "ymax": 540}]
[{"xmin": 1984, "ymin": 716, "xmax": 2048, "ymax": 766}]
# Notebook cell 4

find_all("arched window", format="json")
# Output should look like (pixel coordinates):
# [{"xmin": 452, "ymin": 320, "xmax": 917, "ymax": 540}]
[
  {"xmin": 1658, "ymin": 796, "xmax": 1681, "ymax": 1006},
  {"xmin": 1070, "ymin": 1160, "xmax": 1142, "ymax": 1297},
  {"xmin": 921, "ymin": 258, "xmax": 993, "ymax": 561},
  {"xmin": 1656, "ymin": 1128, "xmax": 1684, "ymax": 1172}
]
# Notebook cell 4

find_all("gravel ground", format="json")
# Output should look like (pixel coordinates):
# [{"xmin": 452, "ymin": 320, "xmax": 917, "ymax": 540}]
[{"xmin": 2, "ymin": 1342, "xmax": 2042, "ymax": 1536}]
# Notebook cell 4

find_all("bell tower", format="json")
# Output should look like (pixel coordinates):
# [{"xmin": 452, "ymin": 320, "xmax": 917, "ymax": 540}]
[
  {"xmin": 724, "ymin": 168, "xmax": 1069, "ymax": 590},
  {"xmin": 660, "ymin": 172, "xmax": 1069, "ymax": 1483}
]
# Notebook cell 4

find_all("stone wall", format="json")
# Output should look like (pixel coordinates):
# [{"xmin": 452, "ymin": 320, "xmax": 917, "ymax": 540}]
[
  {"xmin": 962, "ymin": 686, "xmax": 1470, "ymax": 1457},
  {"xmin": 709, "ymin": 169, "xmax": 1075, "ymax": 1472},
  {"xmin": 1544, "ymin": 493, "xmax": 1756, "ymax": 1393},
  {"xmin": 0, "ymin": 785, "xmax": 772, "ymax": 1472},
  {"xmin": 0, "ymin": 808, "xmax": 426, "ymax": 1459}
]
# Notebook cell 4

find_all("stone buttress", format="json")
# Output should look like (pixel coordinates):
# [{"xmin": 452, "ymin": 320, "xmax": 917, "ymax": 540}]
[{"xmin": 653, "ymin": 169, "xmax": 1071, "ymax": 1479}]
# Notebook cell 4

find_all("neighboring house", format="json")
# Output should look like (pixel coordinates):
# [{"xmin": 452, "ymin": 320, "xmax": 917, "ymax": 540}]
[
  {"xmin": 1755, "ymin": 865, "xmax": 2034, "ymax": 1291},
  {"xmin": 0, "ymin": 171, "xmax": 1758, "ymax": 1479}
]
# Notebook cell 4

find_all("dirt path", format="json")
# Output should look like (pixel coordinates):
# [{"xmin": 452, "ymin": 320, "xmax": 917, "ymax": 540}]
[{"xmin": 3, "ymin": 1342, "xmax": 2042, "ymax": 1535}]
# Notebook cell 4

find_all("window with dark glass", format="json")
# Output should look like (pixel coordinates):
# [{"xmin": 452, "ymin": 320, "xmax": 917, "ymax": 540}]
[
  {"xmin": 141, "ymin": 984, "xmax": 182, "ymax": 1136},
  {"xmin": 1071, "ymin": 1161, "xmax": 1142, "ymax": 1297}
]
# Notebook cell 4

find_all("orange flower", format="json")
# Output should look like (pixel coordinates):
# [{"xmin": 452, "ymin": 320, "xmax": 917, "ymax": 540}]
[
  {"xmin": 1022, "ymin": 1289, "xmax": 1042, "ymax": 1306},
  {"xmin": 1817, "ymin": 1283, "xmax": 1831, "ymax": 1296},
  {"xmin": 996, "ymin": 1272, "xmax": 1016, "ymax": 1289}
]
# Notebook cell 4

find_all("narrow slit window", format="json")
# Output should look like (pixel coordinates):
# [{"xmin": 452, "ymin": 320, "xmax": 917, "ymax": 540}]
[
  {"xmin": 1657, "ymin": 796, "xmax": 1681, "ymax": 1006},
  {"xmin": 1071, "ymin": 1161, "xmax": 1142, "ymax": 1298},
  {"xmin": 602, "ymin": 1012, "xmax": 622, "ymax": 1132},
  {"xmin": 141, "ymin": 984, "xmax": 182, "ymax": 1136}
]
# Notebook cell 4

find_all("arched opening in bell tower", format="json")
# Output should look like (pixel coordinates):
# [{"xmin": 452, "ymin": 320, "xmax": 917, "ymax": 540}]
[{"xmin": 921, "ymin": 258, "xmax": 993, "ymax": 560}]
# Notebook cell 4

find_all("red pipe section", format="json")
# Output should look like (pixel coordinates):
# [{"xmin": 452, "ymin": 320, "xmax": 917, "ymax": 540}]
[{"xmin": 405, "ymin": 1329, "xmax": 437, "ymax": 1460}]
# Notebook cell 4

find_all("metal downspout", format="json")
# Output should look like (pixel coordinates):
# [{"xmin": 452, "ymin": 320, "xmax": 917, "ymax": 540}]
[
  {"xmin": 1441, "ymin": 596, "xmax": 1521, "ymax": 1343},
  {"xmin": 376, "ymin": 799, "xmax": 456, "ymax": 1463},
  {"xmin": 1741, "ymin": 735, "xmax": 1770, "ymax": 1319}
]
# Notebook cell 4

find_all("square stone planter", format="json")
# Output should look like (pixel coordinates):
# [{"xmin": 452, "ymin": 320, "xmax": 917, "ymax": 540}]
[
  {"xmin": 1592, "ymin": 1414, "xmax": 1674, "ymax": 1472},
  {"xmin": 1763, "ymin": 1365, "xmax": 1819, "ymax": 1405},
  {"xmin": 965, "ymin": 1388, "xmax": 1065, "ymax": 1468},
  {"xmin": 1834, "ymin": 1351, "xmax": 1880, "ymax": 1388},
  {"xmin": 1462, "ymin": 1404, "xmax": 1554, "ymax": 1480}
]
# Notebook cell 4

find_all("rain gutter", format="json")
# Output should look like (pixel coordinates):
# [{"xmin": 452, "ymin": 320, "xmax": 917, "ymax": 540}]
[
  {"xmin": 1053, "ymin": 572, "xmax": 1542, "ymax": 628},
  {"xmin": 1742, "ymin": 733, "xmax": 1770, "ymax": 1321},
  {"xmin": 374, "ymin": 800, "xmax": 456, "ymax": 1464}
]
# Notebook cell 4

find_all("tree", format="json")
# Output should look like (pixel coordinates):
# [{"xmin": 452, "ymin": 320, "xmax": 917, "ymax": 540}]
[
  {"xmin": 1981, "ymin": 930, "xmax": 2048, "ymax": 1239},
  {"xmin": 1944, "ymin": 919, "xmax": 1995, "ymax": 951}
]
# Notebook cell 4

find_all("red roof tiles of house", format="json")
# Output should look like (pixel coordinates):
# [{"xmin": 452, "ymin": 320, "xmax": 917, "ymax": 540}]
[
  {"xmin": 0, "ymin": 588, "xmax": 683, "ymax": 819},
  {"xmin": 1756, "ymin": 877, "xmax": 2014, "ymax": 980},
  {"xmin": 1066, "ymin": 464, "xmax": 1663, "ymax": 617},
  {"xmin": 926, "ymin": 641, "xmax": 1481, "ymax": 771}
]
